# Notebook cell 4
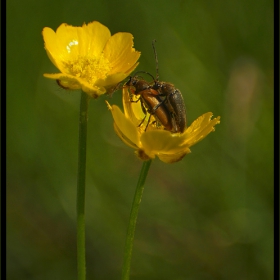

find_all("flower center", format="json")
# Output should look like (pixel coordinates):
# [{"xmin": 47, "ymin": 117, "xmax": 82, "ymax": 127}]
[{"xmin": 63, "ymin": 54, "xmax": 112, "ymax": 85}]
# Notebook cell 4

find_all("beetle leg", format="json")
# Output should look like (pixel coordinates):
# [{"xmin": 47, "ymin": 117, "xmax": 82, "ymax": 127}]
[
  {"xmin": 138, "ymin": 114, "xmax": 147, "ymax": 127},
  {"xmin": 149, "ymin": 97, "xmax": 166, "ymax": 114},
  {"xmin": 144, "ymin": 114, "xmax": 152, "ymax": 131},
  {"xmin": 129, "ymin": 95, "xmax": 141, "ymax": 103}
]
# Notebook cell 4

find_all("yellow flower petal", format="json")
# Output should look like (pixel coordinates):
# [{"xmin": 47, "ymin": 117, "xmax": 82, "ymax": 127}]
[
  {"xmin": 43, "ymin": 73, "xmax": 81, "ymax": 89},
  {"xmin": 182, "ymin": 113, "xmax": 221, "ymax": 147},
  {"xmin": 96, "ymin": 73, "xmax": 129, "ymax": 90},
  {"xmin": 122, "ymin": 86, "xmax": 146, "ymax": 125},
  {"xmin": 157, "ymin": 150, "xmax": 191, "ymax": 163},
  {"xmin": 104, "ymin": 33, "xmax": 141, "ymax": 74},
  {"xmin": 80, "ymin": 81, "xmax": 106, "ymax": 98},
  {"xmin": 141, "ymin": 130, "xmax": 186, "ymax": 155},
  {"xmin": 43, "ymin": 22, "xmax": 111, "ymax": 69},
  {"xmin": 106, "ymin": 102, "xmax": 140, "ymax": 149},
  {"xmin": 43, "ymin": 73, "xmax": 106, "ymax": 97},
  {"xmin": 79, "ymin": 21, "xmax": 111, "ymax": 57}
]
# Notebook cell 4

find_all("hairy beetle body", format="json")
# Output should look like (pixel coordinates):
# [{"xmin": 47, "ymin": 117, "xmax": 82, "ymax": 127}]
[{"xmin": 153, "ymin": 82, "xmax": 187, "ymax": 133}]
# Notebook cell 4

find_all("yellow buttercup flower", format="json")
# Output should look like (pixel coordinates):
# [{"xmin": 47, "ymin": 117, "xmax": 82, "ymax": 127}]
[
  {"xmin": 42, "ymin": 21, "xmax": 141, "ymax": 98},
  {"xmin": 106, "ymin": 85, "xmax": 220, "ymax": 163}
]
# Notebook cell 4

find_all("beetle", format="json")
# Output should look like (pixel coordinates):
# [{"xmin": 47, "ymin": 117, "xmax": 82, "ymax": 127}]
[
  {"xmin": 152, "ymin": 81, "xmax": 187, "ymax": 133},
  {"xmin": 124, "ymin": 40, "xmax": 187, "ymax": 133},
  {"xmin": 150, "ymin": 40, "xmax": 187, "ymax": 133},
  {"xmin": 124, "ymin": 74, "xmax": 174, "ymax": 132}
]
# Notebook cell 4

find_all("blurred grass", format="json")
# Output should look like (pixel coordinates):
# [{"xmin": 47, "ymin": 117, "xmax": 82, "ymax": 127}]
[{"xmin": 7, "ymin": 0, "xmax": 273, "ymax": 279}]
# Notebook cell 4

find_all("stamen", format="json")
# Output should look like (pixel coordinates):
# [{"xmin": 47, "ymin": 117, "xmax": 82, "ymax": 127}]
[{"xmin": 63, "ymin": 54, "xmax": 112, "ymax": 85}]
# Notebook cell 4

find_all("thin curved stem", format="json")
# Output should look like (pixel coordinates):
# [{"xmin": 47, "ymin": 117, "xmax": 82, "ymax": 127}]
[
  {"xmin": 121, "ymin": 159, "xmax": 152, "ymax": 280},
  {"xmin": 76, "ymin": 91, "xmax": 90, "ymax": 280}
]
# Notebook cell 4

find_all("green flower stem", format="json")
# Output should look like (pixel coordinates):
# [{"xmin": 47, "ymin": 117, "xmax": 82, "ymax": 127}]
[
  {"xmin": 77, "ymin": 91, "xmax": 90, "ymax": 280},
  {"xmin": 121, "ymin": 159, "xmax": 152, "ymax": 280}
]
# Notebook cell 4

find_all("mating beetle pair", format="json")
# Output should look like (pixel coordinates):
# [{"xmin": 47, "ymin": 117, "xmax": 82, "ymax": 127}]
[{"xmin": 124, "ymin": 41, "xmax": 187, "ymax": 133}]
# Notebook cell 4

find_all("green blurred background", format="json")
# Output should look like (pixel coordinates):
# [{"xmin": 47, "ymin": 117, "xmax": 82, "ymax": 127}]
[{"xmin": 7, "ymin": 0, "xmax": 273, "ymax": 279}]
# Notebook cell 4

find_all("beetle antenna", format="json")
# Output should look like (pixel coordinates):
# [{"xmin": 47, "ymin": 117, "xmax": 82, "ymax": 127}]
[
  {"xmin": 152, "ymin": 39, "xmax": 159, "ymax": 81},
  {"xmin": 133, "ymin": 71, "xmax": 156, "ymax": 82}
]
